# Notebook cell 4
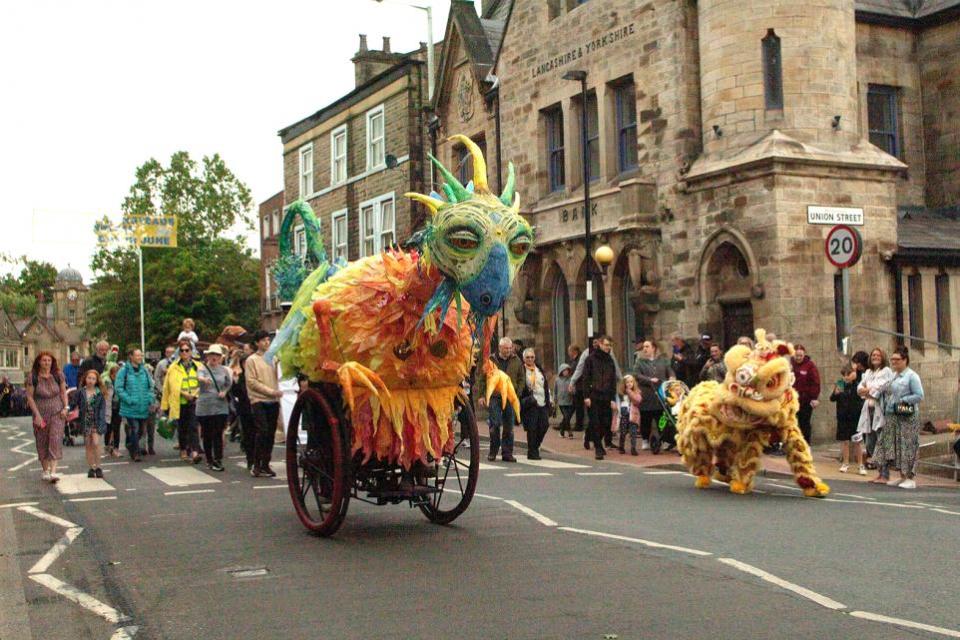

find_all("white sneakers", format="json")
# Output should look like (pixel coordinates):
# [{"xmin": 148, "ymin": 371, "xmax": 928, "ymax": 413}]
[
  {"xmin": 858, "ymin": 465, "xmax": 867, "ymax": 476},
  {"xmin": 41, "ymin": 470, "xmax": 51, "ymax": 482},
  {"xmin": 839, "ymin": 464, "xmax": 849, "ymax": 473},
  {"xmin": 899, "ymin": 479, "xmax": 917, "ymax": 489},
  {"xmin": 640, "ymin": 439, "xmax": 650, "ymax": 451}
]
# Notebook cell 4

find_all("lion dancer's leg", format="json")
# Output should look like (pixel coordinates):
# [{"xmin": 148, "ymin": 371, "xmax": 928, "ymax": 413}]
[
  {"xmin": 679, "ymin": 427, "xmax": 714, "ymax": 488},
  {"xmin": 782, "ymin": 425, "xmax": 830, "ymax": 497},
  {"xmin": 730, "ymin": 431, "xmax": 763, "ymax": 494},
  {"xmin": 713, "ymin": 438, "xmax": 738, "ymax": 483}
]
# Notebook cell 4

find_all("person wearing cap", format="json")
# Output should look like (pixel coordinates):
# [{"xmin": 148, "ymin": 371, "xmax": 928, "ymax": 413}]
[
  {"xmin": 196, "ymin": 343, "xmax": 233, "ymax": 472},
  {"xmin": 244, "ymin": 330, "xmax": 284, "ymax": 477}
]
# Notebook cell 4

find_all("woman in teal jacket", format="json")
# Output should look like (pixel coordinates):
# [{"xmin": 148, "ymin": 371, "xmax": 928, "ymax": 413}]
[{"xmin": 115, "ymin": 349, "xmax": 155, "ymax": 461}]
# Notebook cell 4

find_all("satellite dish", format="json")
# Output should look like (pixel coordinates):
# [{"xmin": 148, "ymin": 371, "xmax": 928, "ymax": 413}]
[{"xmin": 385, "ymin": 153, "xmax": 398, "ymax": 169}]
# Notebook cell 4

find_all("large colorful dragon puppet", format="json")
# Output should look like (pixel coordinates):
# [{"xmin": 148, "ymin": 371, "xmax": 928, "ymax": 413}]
[
  {"xmin": 268, "ymin": 135, "xmax": 533, "ymax": 469},
  {"xmin": 675, "ymin": 329, "xmax": 830, "ymax": 497}
]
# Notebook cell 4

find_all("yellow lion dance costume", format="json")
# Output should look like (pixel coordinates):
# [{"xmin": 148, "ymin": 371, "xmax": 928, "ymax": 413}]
[{"xmin": 676, "ymin": 329, "xmax": 830, "ymax": 497}]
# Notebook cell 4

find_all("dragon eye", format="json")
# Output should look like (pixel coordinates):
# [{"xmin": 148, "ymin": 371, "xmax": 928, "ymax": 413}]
[
  {"xmin": 766, "ymin": 375, "xmax": 781, "ymax": 389},
  {"xmin": 735, "ymin": 365, "xmax": 755, "ymax": 386},
  {"xmin": 447, "ymin": 230, "xmax": 480, "ymax": 251},
  {"xmin": 509, "ymin": 238, "xmax": 531, "ymax": 258}
]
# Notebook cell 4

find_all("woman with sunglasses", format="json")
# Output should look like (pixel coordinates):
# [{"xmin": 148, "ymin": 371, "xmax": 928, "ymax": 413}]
[
  {"xmin": 871, "ymin": 346, "xmax": 924, "ymax": 488},
  {"xmin": 161, "ymin": 340, "xmax": 203, "ymax": 463}
]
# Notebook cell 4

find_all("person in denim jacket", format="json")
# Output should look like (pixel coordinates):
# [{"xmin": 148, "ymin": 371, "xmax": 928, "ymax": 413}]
[{"xmin": 872, "ymin": 347, "xmax": 924, "ymax": 489}]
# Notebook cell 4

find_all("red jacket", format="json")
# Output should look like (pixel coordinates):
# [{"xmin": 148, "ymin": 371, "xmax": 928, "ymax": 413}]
[{"xmin": 791, "ymin": 356, "xmax": 821, "ymax": 406}]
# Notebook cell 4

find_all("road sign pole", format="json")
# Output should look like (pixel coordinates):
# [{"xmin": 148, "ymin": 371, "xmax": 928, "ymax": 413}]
[
  {"xmin": 842, "ymin": 267, "xmax": 852, "ymax": 350},
  {"xmin": 138, "ymin": 245, "xmax": 145, "ymax": 353}
]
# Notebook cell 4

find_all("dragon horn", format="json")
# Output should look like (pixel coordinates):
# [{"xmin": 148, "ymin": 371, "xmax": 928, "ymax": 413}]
[
  {"xmin": 447, "ymin": 134, "xmax": 489, "ymax": 194},
  {"xmin": 499, "ymin": 161, "xmax": 515, "ymax": 206},
  {"xmin": 509, "ymin": 191, "xmax": 521, "ymax": 215},
  {"xmin": 404, "ymin": 192, "xmax": 445, "ymax": 215},
  {"xmin": 428, "ymin": 153, "xmax": 471, "ymax": 203}
]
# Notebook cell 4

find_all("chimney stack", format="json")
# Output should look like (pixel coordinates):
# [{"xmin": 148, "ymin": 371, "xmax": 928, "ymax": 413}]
[
  {"xmin": 359, "ymin": 34, "xmax": 368, "ymax": 53},
  {"xmin": 352, "ymin": 33, "xmax": 405, "ymax": 88},
  {"xmin": 382, "ymin": 36, "xmax": 391, "ymax": 53}
]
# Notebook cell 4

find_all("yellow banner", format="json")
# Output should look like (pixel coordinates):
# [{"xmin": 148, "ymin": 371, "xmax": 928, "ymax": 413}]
[{"xmin": 95, "ymin": 215, "xmax": 178, "ymax": 248}]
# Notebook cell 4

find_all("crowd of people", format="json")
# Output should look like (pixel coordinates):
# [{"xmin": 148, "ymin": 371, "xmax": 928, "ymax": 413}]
[
  {"xmin": 22, "ymin": 318, "xmax": 285, "ymax": 484},
  {"xmin": 482, "ymin": 332, "xmax": 929, "ymax": 488},
  {"xmin": 13, "ymin": 315, "xmax": 933, "ymax": 490}
]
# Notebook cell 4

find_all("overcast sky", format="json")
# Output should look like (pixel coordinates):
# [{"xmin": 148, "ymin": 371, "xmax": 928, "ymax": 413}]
[{"xmin": 0, "ymin": 0, "xmax": 451, "ymax": 282}]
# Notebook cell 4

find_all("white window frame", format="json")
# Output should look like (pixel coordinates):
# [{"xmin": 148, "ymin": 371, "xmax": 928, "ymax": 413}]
[
  {"xmin": 358, "ymin": 192, "xmax": 396, "ymax": 257},
  {"xmin": 299, "ymin": 143, "xmax": 314, "ymax": 198},
  {"xmin": 293, "ymin": 223, "xmax": 307, "ymax": 258},
  {"xmin": 330, "ymin": 124, "xmax": 348, "ymax": 186},
  {"xmin": 365, "ymin": 105, "xmax": 385, "ymax": 171},
  {"xmin": 272, "ymin": 209, "xmax": 280, "ymax": 236},
  {"xmin": 261, "ymin": 214, "xmax": 269, "ymax": 239},
  {"xmin": 331, "ymin": 209, "xmax": 348, "ymax": 262}
]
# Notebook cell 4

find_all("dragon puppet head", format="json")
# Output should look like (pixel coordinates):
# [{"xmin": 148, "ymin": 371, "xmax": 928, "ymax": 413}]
[
  {"xmin": 405, "ymin": 135, "xmax": 533, "ymax": 323},
  {"xmin": 710, "ymin": 329, "xmax": 797, "ymax": 428}
]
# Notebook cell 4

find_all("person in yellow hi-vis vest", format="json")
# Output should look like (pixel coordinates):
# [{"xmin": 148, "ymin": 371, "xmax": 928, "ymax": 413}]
[{"xmin": 161, "ymin": 339, "xmax": 203, "ymax": 463}]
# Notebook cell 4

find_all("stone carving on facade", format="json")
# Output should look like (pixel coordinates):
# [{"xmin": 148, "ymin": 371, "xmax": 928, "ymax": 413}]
[{"xmin": 457, "ymin": 72, "xmax": 475, "ymax": 122}]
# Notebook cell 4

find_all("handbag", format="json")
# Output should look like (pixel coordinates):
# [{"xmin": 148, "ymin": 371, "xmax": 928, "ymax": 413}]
[
  {"xmin": 893, "ymin": 402, "xmax": 915, "ymax": 417},
  {"xmin": 156, "ymin": 416, "xmax": 176, "ymax": 440}
]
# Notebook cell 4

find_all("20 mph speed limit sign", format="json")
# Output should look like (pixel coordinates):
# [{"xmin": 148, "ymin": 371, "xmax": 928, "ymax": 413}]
[{"xmin": 825, "ymin": 224, "xmax": 863, "ymax": 269}]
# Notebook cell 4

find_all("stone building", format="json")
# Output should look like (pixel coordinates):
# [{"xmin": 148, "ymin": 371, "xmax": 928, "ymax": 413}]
[
  {"xmin": 485, "ymin": 0, "xmax": 960, "ymax": 440},
  {"xmin": 258, "ymin": 190, "xmax": 285, "ymax": 332},
  {"xmin": 275, "ymin": 37, "xmax": 434, "ymax": 281}
]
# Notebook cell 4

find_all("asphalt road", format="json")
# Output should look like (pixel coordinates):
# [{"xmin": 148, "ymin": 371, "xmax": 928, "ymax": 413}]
[{"xmin": 2, "ymin": 415, "xmax": 959, "ymax": 640}]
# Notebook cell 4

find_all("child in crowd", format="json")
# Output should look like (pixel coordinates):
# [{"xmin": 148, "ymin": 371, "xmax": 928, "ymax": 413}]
[
  {"xmin": 71, "ymin": 369, "xmax": 107, "ymax": 478},
  {"xmin": 177, "ymin": 318, "xmax": 199, "ymax": 355},
  {"xmin": 617, "ymin": 375, "xmax": 643, "ymax": 455},
  {"xmin": 830, "ymin": 363, "xmax": 865, "ymax": 474},
  {"xmin": 553, "ymin": 364, "xmax": 575, "ymax": 438},
  {"xmin": 104, "ymin": 364, "xmax": 122, "ymax": 458}
]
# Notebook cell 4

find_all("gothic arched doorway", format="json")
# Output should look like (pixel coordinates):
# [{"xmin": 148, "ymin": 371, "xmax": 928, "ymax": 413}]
[
  {"xmin": 551, "ymin": 272, "xmax": 571, "ymax": 372},
  {"xmin": 702, "ymin": 241, "xmax": 754, "ymax": 349}
]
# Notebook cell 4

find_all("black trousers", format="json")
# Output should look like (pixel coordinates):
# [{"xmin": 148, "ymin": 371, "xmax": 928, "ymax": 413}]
[
  {"xmin": 587, "ymin": 395, "xmax": 613, "ymax": 452},
  {"xmin": 523, "ymin": 405, "xmax": 550, "ymax": 456},
  {"xmin": 238, "ymin": 411, "xmax": 256, "ymax": 467},
  {"xmin": 573, "ymin": 391, "xmax": 585, "ymax": 430},
  {"xmin": 198, "ymin": 414, "xmax": 227, "ymax": 464},
  {"xmin": 558, "ymin": 405, "xmax": 574, "ymax": 434},
  {"xmin": 640, "ymin": 410, "xmax": 662, "ymax": 441},
  {"xmin": 798, "ymin": 404, "xmax": 814, "ymax": 443},
  {"xmin": 251, "ymin": 402, "xmax": 280, "ymax": 469},
  {"xmin": 176, "ymin": 401, "xmax": 200, "ymax": 454}
]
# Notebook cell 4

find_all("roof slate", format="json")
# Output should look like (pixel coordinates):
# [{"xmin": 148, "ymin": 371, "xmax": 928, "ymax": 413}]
[{"xmin": 897, "ymin": 208, "xmax": 960, "ymax": 251}]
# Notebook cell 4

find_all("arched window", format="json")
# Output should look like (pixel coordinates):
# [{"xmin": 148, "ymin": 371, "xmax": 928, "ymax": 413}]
[
  {"xmin": 621, "ymin": 273, "xmax": 637, "ymax": 365},
  {"xmin": 552, "ymin": 275, "xmax": 571, "ymax": 371}
]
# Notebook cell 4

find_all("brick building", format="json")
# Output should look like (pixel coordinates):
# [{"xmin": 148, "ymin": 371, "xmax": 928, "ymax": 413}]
[
  {"xmin": 476, "ymin": 0, "xmax": 960, "ymax": 440},
  {"xmin": 258, "ymin": 190, "xmax": 284, "ymax": 332},
  {"xmin": 276, "ymin": 37, "xmax": 433, "ymax": 276}
]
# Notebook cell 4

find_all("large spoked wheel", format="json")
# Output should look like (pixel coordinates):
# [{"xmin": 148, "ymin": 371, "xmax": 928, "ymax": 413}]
[
  {"xmin": 418, "ymin": 398, "xmax": 479, "ymax": 525},
  {"xmin": 286, "ymin": 388, "xmax": 350, "ymax": 537}
]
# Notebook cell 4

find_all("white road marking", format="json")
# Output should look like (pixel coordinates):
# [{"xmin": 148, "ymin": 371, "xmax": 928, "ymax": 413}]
[
  {"xmin": 848, "ymin": 611, "xmax": 960, "ymax": 637},
  {"xmin": 68, "ymin": 496, "xmax": 118, "ymax": 503},
  {"xmin": 0, "ymin": 501, "xmax": 39, "ymax": 509},
  {"xmin": 576, "ymin": 472, "xmax": 623, "ymax": 476},
  {"xmin": 559, "ymin": 527, "xmax": 712, "ymax": 557},
  {"xmin": 833, "ymin": 493, "xmax": 876, "ymax": 501},
  {"xmin": 504, "ymin": 472, "xmax": 553, "ymax": 477},
  {"xmin": 228, "ymin": 455, "xmax": 246, "ymax": 459},
  {"xmin": 478, "ymin": 462, "xmax": 505, "ymax": 470},
  {"xmin": 110, "ymin": 625, "xmax": 139, "ymax": 640},
  {"xmin": 164, "ymin": 489, "xmax": 216, "ymax": 496},
  {"xmin": 765, "ymin": 481, "xmax": 802, "ymax": 491},
  {"xmin": 931, "ymin": 507, "xmax": 960, "ymax": 516},
  {"xmin": 517, "ymin": 456, "xmax": 591, "ymax": 469},
  {"xmin": 252, "ymin": 485, "xmax": 288, "ymax": 490},
  {"xmin": 822, "ymin": 498, "xmax": 924, "ymax": 509},
  {"xmin": 29, "ymin": 527, "xmax": 83, "ymax": 573},
  {"xmin": 907, "ymin": 501, "xmax": 941, "ymax": 508},
  {"xmin": 144, "ymin": 466, "xmax": 220, "ymax": 487},
  {"xmin": 7, "ymin": 457, "xmax": 36, "ymax": 472},
  {"xmin": 642, "ymin": 470, "xmax": 687, "ymax": 475},
  {"xmin": 503, "ymin": 499, "xmax": 558, "ymax": 526},
  {"xmin": 53, "ymin": 473, "xmax": 116, "ymax": 495},
  {"xmin": 473, "ymin": 493, "xmax": 503, "ymax": 500},
  {"xmin": 100, "ymin": 461, "xmax": 129, "ymax": 466},
  {"xmin": 29, "ymin": 573, "xmax": 129, "ymax": 623},
  {"xmin": 717, "ymin": 558, "xmax": 846, "ymax": 610},
  {"xmin": 18, "ymin": 505, "xmax": 77, "ymax": 529}
]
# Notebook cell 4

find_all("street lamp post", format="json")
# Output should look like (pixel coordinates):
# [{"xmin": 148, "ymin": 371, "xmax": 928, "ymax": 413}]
[
  {"xmin": 373, "ymin": 0, "xmax": 435, "ymax": 101},
  {"xmin": 562, "ymin": 69, "xmax": 596, "ymax": 339}
]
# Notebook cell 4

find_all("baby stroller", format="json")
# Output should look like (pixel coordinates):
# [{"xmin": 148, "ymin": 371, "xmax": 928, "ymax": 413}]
[
  {"xmin": 652, "ymin": 380, "xmax": 690, "ymax": 454},
  {"xmin": 63, "ymin": 387, "xmax": 81, "ymax": 446}
]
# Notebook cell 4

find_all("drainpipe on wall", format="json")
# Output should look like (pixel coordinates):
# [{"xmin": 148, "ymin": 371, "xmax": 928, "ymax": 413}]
[{"xmin": 486, "ymin": 73, "xmax": 506, "ymax": 337}]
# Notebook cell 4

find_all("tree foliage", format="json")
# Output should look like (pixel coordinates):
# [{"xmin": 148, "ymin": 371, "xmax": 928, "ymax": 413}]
[
  {"xmin": 89, "ymin": 152, "xmax": 259, "ymax": 351},
  {"xmin": 0, "ymin": 256, "xmax": 58, "ymax": 316}
]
